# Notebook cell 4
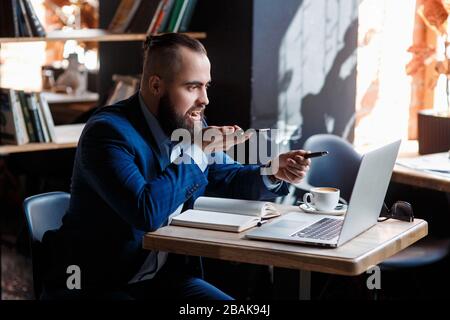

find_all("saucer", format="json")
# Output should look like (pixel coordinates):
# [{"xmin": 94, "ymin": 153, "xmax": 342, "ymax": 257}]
[{"xmin": 299, "ymin": 203, "xmax": 347, "ymax": 216}]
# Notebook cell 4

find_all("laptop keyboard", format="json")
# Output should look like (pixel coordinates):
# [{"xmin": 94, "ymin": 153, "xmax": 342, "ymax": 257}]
[{"xmin": 292, "ymin": 218, "xmax": 343, "ymax": 240}]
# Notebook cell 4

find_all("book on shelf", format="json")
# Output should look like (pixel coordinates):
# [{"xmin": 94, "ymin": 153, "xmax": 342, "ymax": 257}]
[
  {"xmin": 0, "ymin": 89, "xmax": 57, "ymax": 145},
  {"xmin": 11, "ymin": 89, "xmax": 29, "ymax": 144},
  {"xmin": 106, "ymin": 0, "xmax": 199, "ymax": 35},
  {"xmin": 25, "ymin": 93, "xmax": 45, "ymax": 142},
  {"xmin": 17, "ymin": 90, "xmax": 36, "ymax": 142},
  {"xmin": 37, "ymin": 93, "xmax": 56, "ymax": 142},
  {"xmin": 0, "ymin": 88, "xmax": 29, "ymax": 145},
  {"xmin": 22, "ymin": 0, "xmax": 46, "ymax": 37},
  {"xmin": 108, "ymin": 0, "xmax": 142, "ymax": 33},
  {"xmin": 170, "ymin": 197, "xmax": 280, "ymax": 233},
  {"xmin": 178, "ymin": 0, "xmax": 197, "ymax": 32},
  {"xmin": 146, "ymin": 0, "xmax": 176, "ymax": 34},
  {"xmin": 147, "ymin": 0, "xmax": 166, "ymax": 35},
  {"xmin": 172, "ymin": 0, "xmax": 189, "ymax": 32},
  {"xmin": 17, "ymin": 0, "xmax": 32, "ymax": 37},
  {"xmin": 126, "ymin": 0, "xmax": 162, "ymax": 33},
  {"xmin": 0, "ymin": 0, "xmax": 46, "ymax": 37},
  {"xmin": 167, "ymin": 0, "xmax": 186, "ymax": 33},
  {"xmin": 35, "ymin": 94, "xmax": 50, "ymax": 142},
  {"xmin": 156, "ymin": 0, "xmax": 176, "ymax": 34},
  {"xmin": 156, "ymin": 0, "xmax": 197, "ymax": 33}
]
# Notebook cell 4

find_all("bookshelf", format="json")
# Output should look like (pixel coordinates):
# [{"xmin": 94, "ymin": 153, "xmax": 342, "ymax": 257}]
[
  {"xmin": 0, "ymin": 0, "xmax": 207, "ymax": 153},
  {"xmin": 41, "ymin": 91, "xmax": 99, "ymax": 104},
  {"xmin": 0, "ymin": 29, "xmax": 206, "ymax": 43},
  {"xmin": 0, "ymin": 29, "xmax": 206, "ymax": 152}
]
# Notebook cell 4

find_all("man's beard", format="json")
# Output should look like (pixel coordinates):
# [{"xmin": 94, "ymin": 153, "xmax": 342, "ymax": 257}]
[{"xmin": 157, "ymin": 94, "xmax": 204, "ymax": 139}]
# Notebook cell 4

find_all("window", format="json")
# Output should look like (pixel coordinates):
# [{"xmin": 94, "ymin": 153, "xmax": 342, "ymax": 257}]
[{"xmin": 354, "ymin": 0, "xmax": 417, "ymax": 148}]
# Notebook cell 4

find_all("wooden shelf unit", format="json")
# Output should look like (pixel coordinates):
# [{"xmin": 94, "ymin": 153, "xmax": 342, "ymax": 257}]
[
  {"xmin": 0, "ymin": 29, "xmax": 206, "ymax": 43},
  {"xmin": 0, "ymin": 124, "xmax": 84, "ymax": 155},
  {"xmin": 0, "ymin": 141, "xmax": 78, "ymax": 155},
  {"xmin": 0, "ymin": 0, "xmax": 206, "ymax": 154},
  {"xmin": 0, "ymin": 28, "xmax": 206, "ymax": 153}
]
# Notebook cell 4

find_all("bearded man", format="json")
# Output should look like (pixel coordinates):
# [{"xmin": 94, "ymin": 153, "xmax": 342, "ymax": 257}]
[{"xmin": 41, "ymin": 33, "xmax": 310, "ymax": 300}]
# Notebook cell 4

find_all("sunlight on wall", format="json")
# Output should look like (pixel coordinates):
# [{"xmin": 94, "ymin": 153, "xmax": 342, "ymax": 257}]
[
  {"xmin": 355, "ymin": 0, "xmax": 416, "ymax": 148},
  {"xmin": 433, "ymin": 23, "xmax": 450, "ymax": 114},
  {"xmin": 278, "ymin": 0, "xmax": 358, "ymax": 150}
]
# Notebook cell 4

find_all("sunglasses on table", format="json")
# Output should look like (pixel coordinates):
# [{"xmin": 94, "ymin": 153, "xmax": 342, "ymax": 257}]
[{"xmin": 378, "ymin": 201, "xmax": 414, "ymax": 222}]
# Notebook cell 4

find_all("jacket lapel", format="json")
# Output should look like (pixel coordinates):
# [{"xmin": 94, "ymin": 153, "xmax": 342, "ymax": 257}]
[{"xmin": 124, "ymin": 93, "xmax": 168, "ymax": 172}]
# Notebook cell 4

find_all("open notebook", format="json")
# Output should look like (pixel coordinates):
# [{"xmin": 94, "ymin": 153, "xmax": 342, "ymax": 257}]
[{"xmin": 170, "ymin": 197, "xmax": 279, "ymax": 232}]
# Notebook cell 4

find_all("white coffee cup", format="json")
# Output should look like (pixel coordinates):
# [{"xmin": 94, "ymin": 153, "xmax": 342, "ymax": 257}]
[{"xmin": 303, "ymin": 187, "xmax": 340, "ymax": 211}]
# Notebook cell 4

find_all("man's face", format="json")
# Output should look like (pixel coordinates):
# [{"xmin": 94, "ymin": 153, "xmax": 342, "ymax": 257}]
[{"xmin": 157, "ymin": 47, "xmax": 211, "ymax": 137}]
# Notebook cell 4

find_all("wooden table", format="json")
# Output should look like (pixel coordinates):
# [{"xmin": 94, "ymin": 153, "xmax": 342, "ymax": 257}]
[
  {"xmin": 392, "ymin": 141, "xmax": 450, "ymax": 193},
  {"xmin": 143, "ymin": 205, "xmax": 427, "ymax": 299},
  {"xmin": 392, "ymin": 164, "xmax": 450, "ymax": 193},
  {"xmin": 359, "ymin": 140, "xmax": 450, "ymax": 193}
]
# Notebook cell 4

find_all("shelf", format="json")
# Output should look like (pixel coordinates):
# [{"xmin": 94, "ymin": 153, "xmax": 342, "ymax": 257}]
[
  {"xmin": 0, "ymin": 29, "xmax": 207, "ymax": 43},
  {"xmin": 0, "ymin": 124, "xmax": 84, "ymax": 155},
  {"xmin": 42, "ymin": 91, "xmax": 99, "ymax": 104}
]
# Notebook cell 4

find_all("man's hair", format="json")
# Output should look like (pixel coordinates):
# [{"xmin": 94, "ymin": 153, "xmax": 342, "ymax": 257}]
[{"xmin": 141, "ymin": 33, "xmax": 207, "ymax": 84}]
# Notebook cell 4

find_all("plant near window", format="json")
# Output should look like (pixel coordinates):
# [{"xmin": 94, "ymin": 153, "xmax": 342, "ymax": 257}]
[
  {"xmin": 406, "ymin": 0, "xmax": 450, "ymax": 115},
  {"xmin": 407, "ymin": 0, "xmax": 450, "ymax": 154}
]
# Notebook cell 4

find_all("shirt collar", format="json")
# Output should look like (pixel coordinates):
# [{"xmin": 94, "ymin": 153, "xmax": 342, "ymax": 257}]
[{"xmin": 138, "ymin": 93, "xmax": 171, "ymax": 153}]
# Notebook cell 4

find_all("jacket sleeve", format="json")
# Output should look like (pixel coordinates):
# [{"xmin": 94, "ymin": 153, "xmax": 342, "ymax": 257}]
[
  {"xmin": 205, "ymin": 152, "xmax": 289, "ymax": 200},
  {"xmin": 79, "ymin": 120, "xmax": 208, "ymax": 232}
]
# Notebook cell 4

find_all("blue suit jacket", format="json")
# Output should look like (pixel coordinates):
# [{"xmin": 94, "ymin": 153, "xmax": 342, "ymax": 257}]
[{"xmin": 43, "ymin": 93, "xmax": 289, "ymax": 290}]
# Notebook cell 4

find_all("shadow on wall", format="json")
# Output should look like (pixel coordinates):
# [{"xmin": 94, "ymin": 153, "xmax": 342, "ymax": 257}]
[{"xmin": 290, "ymin": 18, "xmax": 358, "ymax": 150}]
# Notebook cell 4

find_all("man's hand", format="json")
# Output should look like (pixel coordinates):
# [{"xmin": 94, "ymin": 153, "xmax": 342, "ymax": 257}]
[
  {"xmin": 266, "ymin": 150, "xmax": 311, "ymax": 184},
  {"xmin": 201, "ymin": 125, "xmax": 252, "ymax": 153}
]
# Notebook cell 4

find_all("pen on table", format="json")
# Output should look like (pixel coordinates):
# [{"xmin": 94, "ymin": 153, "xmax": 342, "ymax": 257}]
[
  {"xmin": 304, "ymin": 151, "xmax": 329, "ymax": 159},
  {"xmin": 257, "ymin": 220, "xmax": 269, "ymax": 227}
]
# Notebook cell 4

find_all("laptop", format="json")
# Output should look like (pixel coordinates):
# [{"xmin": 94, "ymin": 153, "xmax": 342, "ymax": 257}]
[{"xmin": 246, "ymin": 140, "xmax": 401, "ymax": 248}]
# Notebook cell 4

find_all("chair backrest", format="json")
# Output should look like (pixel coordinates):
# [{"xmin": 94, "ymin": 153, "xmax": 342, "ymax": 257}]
[
  {"xmin": 23, "ymin": 191, "xmax": 70, "ymax": 298},
  {"xmin": 302, "ymin": 134, "xmax": 362, "ymax": 202}
]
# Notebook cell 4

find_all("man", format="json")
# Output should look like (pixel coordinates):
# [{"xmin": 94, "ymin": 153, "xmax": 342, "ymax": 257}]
[{"xmin": 41, "ymin": 33, "xmax": 310, "ymax": 300}]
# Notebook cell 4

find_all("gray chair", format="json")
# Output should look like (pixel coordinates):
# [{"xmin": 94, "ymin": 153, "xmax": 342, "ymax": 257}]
[
  {"xmin": 23, "ymin": 191, "xmax": 70, "ymax": 299},
  {"xmin": 380, "ymin": 237, "xmax": 450, "ymax": 269},
  {"xmin": 23, "ymin": 192, "xmax": 136, "ymax": 300},
  {"xmin": 299, "ymin": 134, "xmax": 362, "ymax": 203},
  {"xmin": 298, "ymin": 134, "xmax": 450, "ymax": 291}
]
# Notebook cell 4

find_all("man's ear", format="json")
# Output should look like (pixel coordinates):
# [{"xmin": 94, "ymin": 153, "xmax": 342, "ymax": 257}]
[{"xmin": 148, "ymin": 75, "xmax": 164, "ymax": 95}]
